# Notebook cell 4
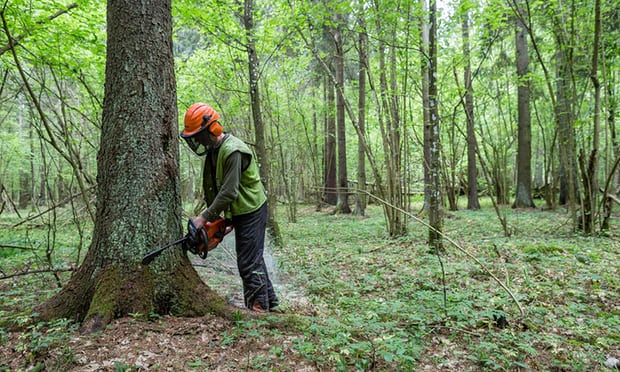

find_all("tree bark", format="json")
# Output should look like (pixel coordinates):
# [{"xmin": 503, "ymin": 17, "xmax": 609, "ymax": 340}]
[
  {"xmin": 323, "ymin": 73, "xmax": 337, "ymax": 205},
  {"xmin": 512, "ymin": 0, "xmax": 535, "ymax": 209},
  {"xmin": 35, "ymin": 0, "xmax": 227, "ymax": 332},
  {"xmin": 333, "ymin": 13, "xmax": 350, "ymax": 214},
  {"xmin": 421, "ymin": 0, "xmax": 431, "ymax": 213},
  {"xmin": 462, "ymin": 5, "xmax": 480, "ymax": 210},
  {"xmin": 580, "ymin": 0, "xmax": 601, "ymax": 233},
  {"xmin": 354, "ymin": 15, "xmax": 368, "ymax": 216},
  {"xmin": 242, "ymin": 0, "xmax": 282, "ymax": 243},
  {"xmin": 428, "ymin": 0, "xmax": 443, "ymax": 249}
]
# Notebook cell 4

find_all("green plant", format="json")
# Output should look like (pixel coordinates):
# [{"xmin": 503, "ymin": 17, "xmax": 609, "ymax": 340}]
[
  {"xmin": 187, "ymin": 360, "xmax": 208, "ymax": 368},
  {"xmin": 148, "ymin": 311, "xmax": 163, "ymax": 320},
  {"xmin": 128, "ymin": 312, "xmax": 143, "ymax": 320},
  {"xmin": 15, "ymin": 318, "xmax": 77, "ymax": 363},
  {"xmin": 114, "ymin": 361, "xmax": 133, "ymax": 372},
  {"xmin": 0, "ymin": 328, "xmax": 7, "ymax": 345}
]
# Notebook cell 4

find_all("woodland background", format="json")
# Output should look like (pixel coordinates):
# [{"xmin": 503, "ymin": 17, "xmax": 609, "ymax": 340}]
[
  {"xmin": 0, "ymin": 0, "xmax": 619, "ymax": 370},
  {"xmin": 0, "ymin": 0, "xmax": 619, "ymax": 236}
]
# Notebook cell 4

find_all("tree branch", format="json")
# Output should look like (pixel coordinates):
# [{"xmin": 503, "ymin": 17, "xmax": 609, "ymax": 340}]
[
  {"xmin": 361, "ymin": 189, "xmax": 526, "ymax": 319},
  {"xmin": 0, "ymin": 244, "xmax": 34, "ymax": 250},
  {"xmin": 1, "ymin": 10, "xmax": 96, "ymax": 223},
  {"xmin": 12, "ymin": 184, "xmax": 96, "ymax": 228},
  {"xmin": 0, "ymin": 267, "xmax": 75, "ymax": 280},
  {"xmin": 0, "ymin": 3, "xmax": 77, "ymax": 56}
]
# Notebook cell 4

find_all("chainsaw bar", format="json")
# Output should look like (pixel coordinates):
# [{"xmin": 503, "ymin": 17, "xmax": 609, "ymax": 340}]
[{"xmin": 141, "ymin": 236, "xmax": 187, "ymax": 265}]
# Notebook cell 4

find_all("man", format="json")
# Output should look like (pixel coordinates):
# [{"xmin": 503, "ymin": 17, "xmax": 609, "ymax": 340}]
[{"xmin": 180, "ymin": 102, "xmax": 278, "ymax": 313}]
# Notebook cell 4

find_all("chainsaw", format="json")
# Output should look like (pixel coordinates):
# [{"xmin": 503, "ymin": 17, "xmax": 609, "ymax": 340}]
[{"xmin": 141, "ymin": 217, "xmax": 233, "ymax": 265}]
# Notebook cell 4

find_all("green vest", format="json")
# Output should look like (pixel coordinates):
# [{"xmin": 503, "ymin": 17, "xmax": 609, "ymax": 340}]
[{"xmin": 204, "ymin": 135, "xmax": 266, "ymax": 217}]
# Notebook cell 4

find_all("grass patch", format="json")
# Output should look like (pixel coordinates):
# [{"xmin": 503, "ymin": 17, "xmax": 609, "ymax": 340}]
[{"xmin": 276, "ymin": 200, "xmax": 620, "ymax": 370}]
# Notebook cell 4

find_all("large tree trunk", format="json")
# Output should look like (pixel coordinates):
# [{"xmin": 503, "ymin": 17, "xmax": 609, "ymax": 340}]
[
  {"xmin": 512, "ymin": 0, "xmax": 535, "ymax": 209},
  {"xmin": 35, "ymin": 0, "xmax": 226, "ymax": 332}
]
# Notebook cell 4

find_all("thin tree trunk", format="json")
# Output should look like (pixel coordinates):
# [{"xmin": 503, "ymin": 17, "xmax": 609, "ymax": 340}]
[
  {"xmin": 462, "ymin": 5, "xmax": 479, "ymax": 210},
  {"xmin": 355, "ymin": 15, "xmax": 368, "ymax": 216},
  {"xmin": 580, "ymin": 0, "xmax": 601, "ymax": 233},
  {"xmin": 551, "ymin": 2, "xmax": 578, "ymax": 212},
  {"xmin": 371, "ymin": 0, "xmax": 404, "ymax": 234},
  {"xmin": 421, "ymin": 0, "xmax": 431, "ymax": 213},
  {"xmin": 242, "ymin": 0, "xmax": 282, "ymax": 242},
  {"xmin": 310, "ymin": 82, "xmax": 322, "ymax": 210},
  {"xmin": 323, "ymin": 74, "xmax": 337, "ymax": 205},
  {"xmin": 333, "ymin": 13, "xmax": 350, "ymax": 214},
  {"xmin": 608, "ymin": 57, "xmax": 619, "ymax": 194},
  {"xmin": 290, "ymin": 0, "xmax": 389, "ymax": 234},
  {"xmin": 428, "ymin": 0, "xmax": 442, "ymax": 249},
  {"xmin": 388, "ymin": 21, "xmax": 404, "ymax": 232},
  {"xmin": 512, "ymin": 0, "xmax": 535, "ymax": 209}
]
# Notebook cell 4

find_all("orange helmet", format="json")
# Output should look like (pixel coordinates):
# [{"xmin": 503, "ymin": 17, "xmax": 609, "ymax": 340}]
[{"xmin": 181, "ymin": 103, "xmax": 223, "ymax": 138}]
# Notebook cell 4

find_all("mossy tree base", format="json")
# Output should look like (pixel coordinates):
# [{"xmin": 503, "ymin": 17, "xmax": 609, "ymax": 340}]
[{"xmin": 35, "ymin": 249, "xmax": 229, "ymax": 333}]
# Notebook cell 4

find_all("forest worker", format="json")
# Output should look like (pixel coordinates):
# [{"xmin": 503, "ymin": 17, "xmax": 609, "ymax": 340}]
[{"xmin": 180, "ymin": 102, "xmax": 279, "ymax": 313}]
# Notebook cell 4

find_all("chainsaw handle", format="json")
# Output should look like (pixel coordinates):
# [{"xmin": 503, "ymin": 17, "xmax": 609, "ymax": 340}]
[{"xmin": 203, "ymin": 218, "xmax": 233, "ymax": 237}]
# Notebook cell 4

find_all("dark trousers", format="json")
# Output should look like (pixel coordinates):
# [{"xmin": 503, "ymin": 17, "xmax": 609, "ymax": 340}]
[{"xmin": 232, "ymin": 202, "xmax": 278, "ymax": 310}]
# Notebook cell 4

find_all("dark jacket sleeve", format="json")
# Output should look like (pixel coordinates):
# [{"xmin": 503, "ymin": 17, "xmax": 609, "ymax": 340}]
[{"xmin": 201, "ymin": 151, "xmax": 243, "ymax": 221}]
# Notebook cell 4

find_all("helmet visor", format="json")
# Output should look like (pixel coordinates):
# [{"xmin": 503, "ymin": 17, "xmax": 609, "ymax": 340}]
[{"xmin": 182, "ymin": 135, "xmax": 208, "ymax": 156}]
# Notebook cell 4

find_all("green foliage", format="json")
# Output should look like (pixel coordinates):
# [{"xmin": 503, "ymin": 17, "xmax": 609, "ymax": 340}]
[
  {"xmin": 277, "ymin": 201, "xmax": 620, "ymax": 370},
  {"xmin": 113, "ymin": 361, "xmax": 136, "ymax": 372},
  {"xmin": 14, "ymin": 318, "xmax": 77, "ymax": 364},
  {"xmin": 0, "ymin": 210, "xmax": 92, "ymax": 329},
  {"xmin": 0, "ymin": 200, "xmax": 618, "ymax": 369}
]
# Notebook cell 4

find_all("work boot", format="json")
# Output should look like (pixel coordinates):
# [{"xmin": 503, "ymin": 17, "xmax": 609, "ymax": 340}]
[{"xmin": 251, "ymin": 301, "xmax": 266, "ymax": 313}]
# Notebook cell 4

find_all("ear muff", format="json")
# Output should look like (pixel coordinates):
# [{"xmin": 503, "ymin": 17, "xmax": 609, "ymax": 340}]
[{"xmin": 208, "ymin": 121, "xmax": 223, "ymax": 136}]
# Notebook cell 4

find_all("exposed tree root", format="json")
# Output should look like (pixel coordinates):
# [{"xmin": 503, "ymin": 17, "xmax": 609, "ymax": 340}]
[{"xmin": 34, "ymin": 252, "xmax": 232, "ymax": 334}]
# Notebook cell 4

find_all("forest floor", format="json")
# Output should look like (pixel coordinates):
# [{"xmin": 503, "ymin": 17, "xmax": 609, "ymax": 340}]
[{"xmin": 1, "ymin": 199, "xmax": 619, "ymax": 371}]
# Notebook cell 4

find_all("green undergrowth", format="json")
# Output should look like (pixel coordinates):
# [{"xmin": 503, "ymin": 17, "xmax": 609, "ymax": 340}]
[
  {"xmin": 275, "ymin": 200, "xmax": 620, "ymax": 370},
  {"xmin": 0, "ymin": 208, "xmax": 91, "ymax": 328},
  {"xmin": 1, "ymin": 199, "xmax": 619, "ymax": 370}
]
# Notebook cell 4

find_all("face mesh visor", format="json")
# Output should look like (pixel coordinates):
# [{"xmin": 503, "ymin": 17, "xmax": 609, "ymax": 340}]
[{"xmin": 183, "ymin": 136, "xmax": 208, "ymax": 156}]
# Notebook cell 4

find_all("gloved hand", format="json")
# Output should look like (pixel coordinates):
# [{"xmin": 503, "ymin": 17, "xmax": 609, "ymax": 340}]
[
  {"xmin": 184, "ymin": 218, "xmax": 207, "ymax": 257},
  {"xmin": 192, "ymin": 214, "xmax": 206, "ymax": 229}
]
